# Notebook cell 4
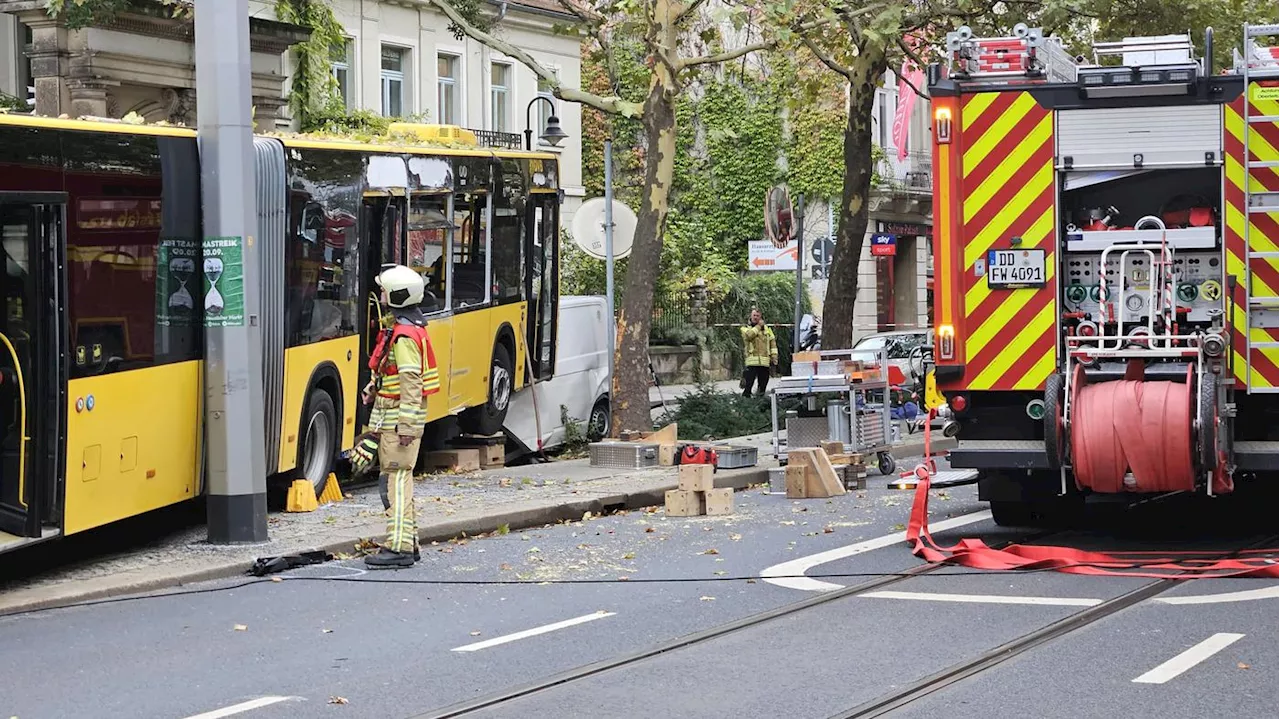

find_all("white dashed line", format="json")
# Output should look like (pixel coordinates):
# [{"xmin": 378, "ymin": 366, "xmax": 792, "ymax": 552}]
[
  {"xmin": 861, "ymin": 590, "xmax": 1102, "ymax": 607},
  {"xmin": 760, "ymin": 510, "xmax": 992, "ymax": 592},
  {"xmin": 182, "ymin": 696, "xmax": 297, "ymax": 719},
  {"xmin": 451, "ymin": 611, "xmax": 617, "ymax": 652},
  {"xmin": 1154, "ymin": 586, "xmax": 1279, "ymax": 605},
  {"xmin": 1132, "ymin": 633, "xmax": 1245, "ymax": 684}
]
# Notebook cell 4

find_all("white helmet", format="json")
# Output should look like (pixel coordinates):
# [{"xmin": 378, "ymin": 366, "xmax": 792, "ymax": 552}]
[{"xmin": 375, "ymin": 264, "xmax": 425, "ymax": 309}]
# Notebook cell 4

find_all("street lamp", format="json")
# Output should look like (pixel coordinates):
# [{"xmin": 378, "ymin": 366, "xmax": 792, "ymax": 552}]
[{"xmin": 524, "ymin": 95, "xmax": 569, "ymax": 151}]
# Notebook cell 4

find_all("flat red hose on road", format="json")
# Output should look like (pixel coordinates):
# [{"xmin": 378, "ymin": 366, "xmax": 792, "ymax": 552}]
[
  {"xmin": 905, "ymin": 474, "xmax": 1279, "ymax": 579},
  {"xmin": 1070, "ymin": 367, "xmax": 1196, "ymax": 494}
]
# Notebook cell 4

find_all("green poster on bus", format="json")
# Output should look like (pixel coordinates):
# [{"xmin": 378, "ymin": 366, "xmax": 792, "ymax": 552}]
[
  {"xmin": 202, "ymin": 236, "xmax": 245, "ymax": 328},
  {"xmin": 155, "ymin": 238, "xmax": 199, "ymax": 328}
]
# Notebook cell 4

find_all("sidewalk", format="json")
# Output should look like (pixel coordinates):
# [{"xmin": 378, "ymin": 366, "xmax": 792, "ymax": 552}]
[{"xmin": 0, "ymin": 430, "xmax": 953, "ymax": 617}]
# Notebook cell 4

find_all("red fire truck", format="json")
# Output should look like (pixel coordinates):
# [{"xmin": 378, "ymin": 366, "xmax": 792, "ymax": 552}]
[{"xmin": 929, "ymin": 23, "xmax": 1279, "ymax": 525}]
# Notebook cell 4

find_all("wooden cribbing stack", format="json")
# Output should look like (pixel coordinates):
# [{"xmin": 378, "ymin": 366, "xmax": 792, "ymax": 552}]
[
  {"xmin": 665, "ymin": 464, "xmax": 734, "ymax": 517},
  {"xmin": 784, "ymin": 447, "xmax": 848, "ymax": 499}
]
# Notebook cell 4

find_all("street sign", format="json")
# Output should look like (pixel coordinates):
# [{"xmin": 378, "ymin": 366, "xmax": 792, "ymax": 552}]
[
  {"xmin": 748, "ymin": 239, "xmax": 798, "ymax": 271},
  {"xmin": 810, "ymin": 237, "xmax": 835, "ymax": 265},
  {"xmin": 870, "ymin": 233, "xmax": 897, "ymax": 257}
]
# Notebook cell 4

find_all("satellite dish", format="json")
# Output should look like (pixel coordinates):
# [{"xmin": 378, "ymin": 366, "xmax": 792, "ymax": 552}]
[{"xmin": 571, "ymin": 197, "xmax": 636, "ymax": 260}]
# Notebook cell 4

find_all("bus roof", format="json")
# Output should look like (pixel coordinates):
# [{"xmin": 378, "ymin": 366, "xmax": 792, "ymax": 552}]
[{"xmin": 0, "ymin": 112, "xmax": 559, "ymax": 161}]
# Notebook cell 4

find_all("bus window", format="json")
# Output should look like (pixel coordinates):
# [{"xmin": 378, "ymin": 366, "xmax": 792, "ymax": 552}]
[
  {"xmin": 285, "ymin": 148, "xmax": 363, "ymax": 347},
  {"xmin": 62, "ymin": 131, "xmax": 203, "ymax": 377},
  {"xmin": 492, "ymin": 159, "xmax": 525, "ymax": 306},
  {"xmin": 451, "ymin": 192, "xmax": 488, "ymax": 308},
  {"xmin": 408, "ymin": 193, "xmax": 449, "ymax": 313}
]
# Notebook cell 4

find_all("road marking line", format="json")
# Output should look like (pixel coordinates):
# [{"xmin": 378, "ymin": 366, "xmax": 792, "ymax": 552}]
[
  {"xmin": 760, "ymin": 510, "xmax": 992, "ymax": 592},
  {"xmin": 1132, "ymin": 633, "xmax": 1245, "ymax": 684},
  {"xmin": 1154, "ymin": 586, "xmax": 1279, "ymax": 605},
  {"xmin": 861, "ymin": 590, "xmax": 1102, "ymax": 607},
  {"xmin": 451, "ymin": 611, "xmax": 616, "ymax": 652},
  {"xmin": 183, "ymin": 696, "xmax": 296, "ymax": 719}
]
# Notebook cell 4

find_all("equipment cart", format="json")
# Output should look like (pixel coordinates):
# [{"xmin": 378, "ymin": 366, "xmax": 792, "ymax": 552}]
[{"xmin": 769, "ymin": 348, "xmax": 897, "ymax": 475}]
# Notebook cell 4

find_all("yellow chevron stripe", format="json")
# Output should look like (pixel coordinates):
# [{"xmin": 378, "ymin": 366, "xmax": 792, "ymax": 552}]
[
  {"xmin": 969, "ymin": 302, "xmax": 1057, "ymax": 389},
  {"xmin": 965, "ymin": 262, "xmax": 1057, "ymax": 363},
  {"xmin": 963, "ymin": 114, "xmax": 1053, "ymax": 222},
  {"xmin": 1224, "ymin": 211, "xmax": 1280, "ymax": 299},
  {"xmin": 1253, "ymin": 255, "xmax": 1280, "ymax": 299},
  {"xmin": 964, "ymin": 206, "xmax": 1056, "ymax": 313},
  {"xmin": 1249, "ymin": 81, "xmax": 1279, "ymax": 121},
  {"xmin": 1226, "ymin": 106, "xmax": 1280, "ymax": 190},
  {"xmin": 1250, "ymin": 327, "xmax": 1278, "ymax": 343},
  {"xmin": 963, "ymin": 92, "xmax": 1038, "ymax": 179},
  {"xmin": 964, "ymin": 163, "xmax": 1054, "ymax": 268},
  {"xmin": 961, "ymin": 92, "xmax": 1001, "ymax": 132},
  {"xmin": 1232, "ymin": 348, "xmax": 1250, "ymax": 386},
  {"xmin": 1013, "ymin": 345, "xmax": 1057, "ymax": 391}
]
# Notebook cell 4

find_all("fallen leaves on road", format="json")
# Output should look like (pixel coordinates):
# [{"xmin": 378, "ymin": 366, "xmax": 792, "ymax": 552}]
[
  {"xmin": 1238, "ymin": 662, "xmax": 1251, "ymax": 670},
  {"xmin": 699, "ymin": 596, "xmax": 715, "ymax": 601},
  {"xmin": 780, "ymin": 520, "xmax": 796, "ymax": 526},
  {"xmin": 714, "ymin": 570, "xmax": 727, "ymax": 576},
  {"xmin": 729, "ymin": 533, "xmax": 742, "ymax": 541},
  {"xmin": 329, "ymin": 696, "xmax": 349, "ymax": 705},
  {"xmin": 497, "ymin": 523, "xmax": 510, "ymax": 535},
  {"xmin": 270, "ymin": 576, "xmax": 283, "ymax": 583},
  {"xmin": 470, "ymin": 631, "xmax": 482, "ymax": 636},
  {"xmin": 499, "ymin": 478, "xmax": 512, "ymax": 488},
  {"xmin": 622, "ymin": 552, "xmax": 636, "ymax": 560},
  {"xmin": 702, "ymin": 548, "xmax": 720, "ymax": 555},
  {"xmin": 645, "ymin": 527, "xmax": 656, "ymax": 533},
  {"xmin": 323, "ymin": 516, "xmax": 337, "ymax": 525},
  {"xmin": 499, "ymin": 563, "xmax": 513, "ymax": 571},
  {"xmin": 233, "ymin": 624, "xmax": 247, "ymax": 631},
  {"xmin": 824, "ymin": 526, "xmax": 835, "ymax": 534},
  {"xmin": 891, "ymin": 523, "xmax": 906, "ymax": 531}
]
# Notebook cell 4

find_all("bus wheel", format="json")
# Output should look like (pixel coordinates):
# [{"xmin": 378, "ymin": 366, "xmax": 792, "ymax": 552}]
[
  {"xmin": 463, "ymin": 343, "xmax": 514, "ymax": 436},
  {"xmin": 299, "ymin": 389, "xmax": 338, "ymax": 494}
]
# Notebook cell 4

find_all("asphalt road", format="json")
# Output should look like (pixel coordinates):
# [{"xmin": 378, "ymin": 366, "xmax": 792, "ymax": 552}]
[{"xmin": 1, "ymin": 462, "xmax": 1276, "ymax": 719}]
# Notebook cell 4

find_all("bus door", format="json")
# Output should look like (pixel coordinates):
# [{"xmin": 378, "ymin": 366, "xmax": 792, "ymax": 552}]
[
  {"xmin": 525, "ymin": 192, "xmax": 559, "ymax": 382},
  {"xmin": 0, "ymin": 193, "xmax": 64, "ymax": 541}
]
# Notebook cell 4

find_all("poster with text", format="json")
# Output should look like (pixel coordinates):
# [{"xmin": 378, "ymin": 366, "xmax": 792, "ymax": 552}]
[
  {"xmin": 202, "ymin": 236, "xmax": 245, "ymax": 328},
  {"xmin": 155, "ymin": 237, "xmax": 199, "ymax": 328}
]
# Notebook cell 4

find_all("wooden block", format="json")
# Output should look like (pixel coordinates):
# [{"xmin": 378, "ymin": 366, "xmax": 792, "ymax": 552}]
[
  {"xmin": 665, "ymin": 489, "xmax": 705, "ymax": 517},
  {"xmin": 658, "ymin": 444, "xmax": 677, "ymax": 466},
  {"xmin": 704, "ymin": 487, "xmax": 734, "ymax": 515},
  {"xmin": 644, "ymin": 422, "xmax": 678, "ymax": 446},
  {"xmin": 426, "ymin": 448, "xmax": 481, "ymax": 473},
  {"xmin": 788, "ymin": 448, "xmax": 845, "ymax": 499},
  {"xmin": 792, "ymin": 351, "xmax": 821, "ymax": 364},
  {"xmin": 810, "ymin": 449, "xmax": 847, "ymax": 497},
  {"xmin": 620, "ymin": 430, "xmax": 642, "ymax": 442},
  {"xmin": 785, "ymin": 464, "xmax": 809, "ymax": 498},
  {"xmin": 678, "ymin": 463, "xmax": 715, "ymax": 492},
  {"xmin": 821, "ymin": 441, "xmax": 844, "ymax": 457},
  {"xmin": 828, "ymin": 453, "xmax": 850, "ymax": 466},
  {"xmin": 478, "ymin": 443, "xmax": 504, "ymax": 468}
]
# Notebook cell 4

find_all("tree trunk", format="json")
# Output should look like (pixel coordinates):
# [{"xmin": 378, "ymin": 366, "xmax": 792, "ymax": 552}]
[
  {"xmin": 820, "ymin": 55, "xmax": 885, "ymax": 350},
  {"xmin": 612, "ymin": 71, "xmax": 679, "ymax": 434}
]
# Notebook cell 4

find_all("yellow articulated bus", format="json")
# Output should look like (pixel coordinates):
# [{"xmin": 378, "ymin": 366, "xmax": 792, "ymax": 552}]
[{"xmin": 0, "ymin": 115, "xmax": 561, "ymax": 555}]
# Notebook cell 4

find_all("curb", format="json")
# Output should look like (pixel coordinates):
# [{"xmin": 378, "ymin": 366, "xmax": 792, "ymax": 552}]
[{"xmin": 0, "ymin": 438, "xmax": 951, "ymax": 617}]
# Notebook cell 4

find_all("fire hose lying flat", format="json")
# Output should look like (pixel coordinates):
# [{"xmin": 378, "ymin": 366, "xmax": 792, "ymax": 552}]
[{"xmin": 905, "ymin": 473, "xmax": 1278, "ymax": 579}]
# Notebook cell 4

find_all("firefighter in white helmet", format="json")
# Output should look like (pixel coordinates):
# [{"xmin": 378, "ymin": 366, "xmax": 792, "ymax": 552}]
[{"xmin": 361, "ymin": 264, "xmax": 441, "ymax": 568}]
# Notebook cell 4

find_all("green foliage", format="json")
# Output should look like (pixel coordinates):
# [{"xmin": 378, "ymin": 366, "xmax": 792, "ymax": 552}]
[
  {"xmin": 655, "ymin": 383, "xmax": 804, "ymax": 440},
  {"xmin": 0, "ymin": 92, "xmax": 29, "ymax": 112},
  {"xmin": 559, "ymin": 405, "xmax": 589, "ymax": 455},
  {"xmin": 560, "ymin": 232, "xmax": 628, "ymax": 299},
  {"xmin": 275, "ymin": 0, "xmax": 348, "ymax": 131},
  {"xmin": 47, "ymin": 0, "xmax": 190, "ymax": 29}
]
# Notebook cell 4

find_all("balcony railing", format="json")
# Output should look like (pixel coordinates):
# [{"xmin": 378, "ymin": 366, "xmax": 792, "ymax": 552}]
[
  {"xmin": 471, "ymin": 129, "xmax": 523, "ymax": 150},
  {"xmin": 874, "ymin": 150, "xmax": 932, "ymax": 194}
]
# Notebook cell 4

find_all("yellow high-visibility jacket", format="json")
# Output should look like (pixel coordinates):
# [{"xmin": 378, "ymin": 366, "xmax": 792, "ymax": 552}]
[{"xmin": 740, "ymin": 323, "xmax": 778, "ymax": 367}]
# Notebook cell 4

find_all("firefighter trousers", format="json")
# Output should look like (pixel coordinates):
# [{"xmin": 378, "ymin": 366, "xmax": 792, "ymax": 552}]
[{"xmin": 379, "ymin": 431, "xmax": 421, "ymax": 554}]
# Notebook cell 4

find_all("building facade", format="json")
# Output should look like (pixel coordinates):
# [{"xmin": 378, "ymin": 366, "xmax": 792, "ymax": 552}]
[{"xmin": 0, "ymin": 0, "xmax": 585, "ymax": 215}]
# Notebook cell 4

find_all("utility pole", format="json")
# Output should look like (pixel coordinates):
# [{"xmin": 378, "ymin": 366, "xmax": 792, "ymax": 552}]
[
  {"xmin": 794, "ymin": 194, "xmax": 805, "ymax": 335},
  {"xmin": 197, "ymin": 0, "xmax": 268, "ymax": 543},
  {"xmin": 603, "ymin": 138, "xmax": 616, "ymax": 404}
]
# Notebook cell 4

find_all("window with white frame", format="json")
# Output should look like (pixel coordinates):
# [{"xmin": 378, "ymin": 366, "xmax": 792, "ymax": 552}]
[
  {"xmin": 381, "ymin": 45, "xmax": 408, "ymax": 117},
  {"xmin": 437, "ymin": 53, "xmax": 460, "ymax": 125},
  {"xmin": 332, "ymin": 39, "xmax": 354, "ymax": 108},
  {"xmin": 536, "ymin": 70, "xmax": 559, "ymax": 145},
  {"xmin": 490, "ymin": 62, "xmax": 511, "ymax": 132}
]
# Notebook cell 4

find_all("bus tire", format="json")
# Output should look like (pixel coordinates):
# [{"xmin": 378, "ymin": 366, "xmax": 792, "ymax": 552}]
[
  {"xmin": 298, "ymin": 388, "xmax": 338, "ymax": 494},
  {"xmin": 463, "ymin": 343, "xmax": 514, "ymax": 436}
]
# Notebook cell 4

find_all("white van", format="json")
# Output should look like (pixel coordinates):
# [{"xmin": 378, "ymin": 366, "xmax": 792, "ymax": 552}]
[{"xmin": 503, "ymin": 295, "xmax": 611, "ymax": 455}]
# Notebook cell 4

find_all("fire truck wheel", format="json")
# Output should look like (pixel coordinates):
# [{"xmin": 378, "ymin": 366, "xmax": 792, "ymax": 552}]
[
  {"xmin": 1044, "ymin": 373, "xmax": 1064, "ymax": 469},
  {"xmin": 1198, "ymin": 376, "xmax": 1217, "ymax": 472},
  {"xmin": 989, "ymin": 501, "xmax": 1036, "ymax": 527}
]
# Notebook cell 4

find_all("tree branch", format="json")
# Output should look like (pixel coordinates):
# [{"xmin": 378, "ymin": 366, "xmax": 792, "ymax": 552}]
[
  {"xmin": 674, "ymin": 0, "xmax": 707, "ymax": 22},
  {"xmin": 801, "ymin": 37, "xmax": 851, "ymax": 78},
  {"xmin": 896, "ymin": 34, "xmax": 926, "ymax": 72},
  {"xmin": 679, "ymin": 39, "xmax": 774, "ymax": 70},
  {"xmin": 422, "ymin": 0, "xmax": 642, "ymax": 117},
  {"xmin": 890, "ymin": 62, "xmax": 927, "ymax": 99},
  {"xmin": 554, "ymin": 0, "xmax": 604, "ymax": 25}
]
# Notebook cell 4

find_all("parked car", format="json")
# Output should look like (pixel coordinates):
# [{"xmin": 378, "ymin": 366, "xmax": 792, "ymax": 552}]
[
  {"xmin": 851, "ymin": 329, "xmax": 933, "ymax": 385},
  {"xmin": 504, "ymin": 296, "xmax": 612, "ymax": 456}
]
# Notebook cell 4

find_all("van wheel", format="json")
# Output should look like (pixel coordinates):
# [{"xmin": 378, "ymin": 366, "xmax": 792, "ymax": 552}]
[
  {"xmin": 587, "ymin": 398, "xmax": 610, "ymax": 441},
  {"xmin": 299, "ymin": 389, "xmax": 338, "ymax": 494},
  {"xmin": 462, "ymin": 343, "xmax": 513, "ymax": 436}
]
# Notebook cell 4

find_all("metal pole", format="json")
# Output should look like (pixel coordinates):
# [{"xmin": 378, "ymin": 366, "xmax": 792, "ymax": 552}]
[
  {"xmin": 603, "ymin": 138, "xmax": 616, "ymax": 408},
  {"xmin": 198, "ymin": 0, "xmax": 268, "ymax": 544},
  {"xmin": 794, "ymin": 194, "xmax": 805, "ymax": 335}
]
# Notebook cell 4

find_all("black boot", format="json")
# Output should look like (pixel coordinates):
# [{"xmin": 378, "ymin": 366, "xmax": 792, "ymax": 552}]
[{"xmin": 365, "ymin": 548, "xmax": 414, "ymax": 568}]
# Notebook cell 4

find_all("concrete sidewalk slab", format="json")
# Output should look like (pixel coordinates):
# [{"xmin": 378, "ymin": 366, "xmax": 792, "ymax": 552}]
[{"xmin": 0, "ymin": 431, "xmax": 954, "ymax": 618}]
